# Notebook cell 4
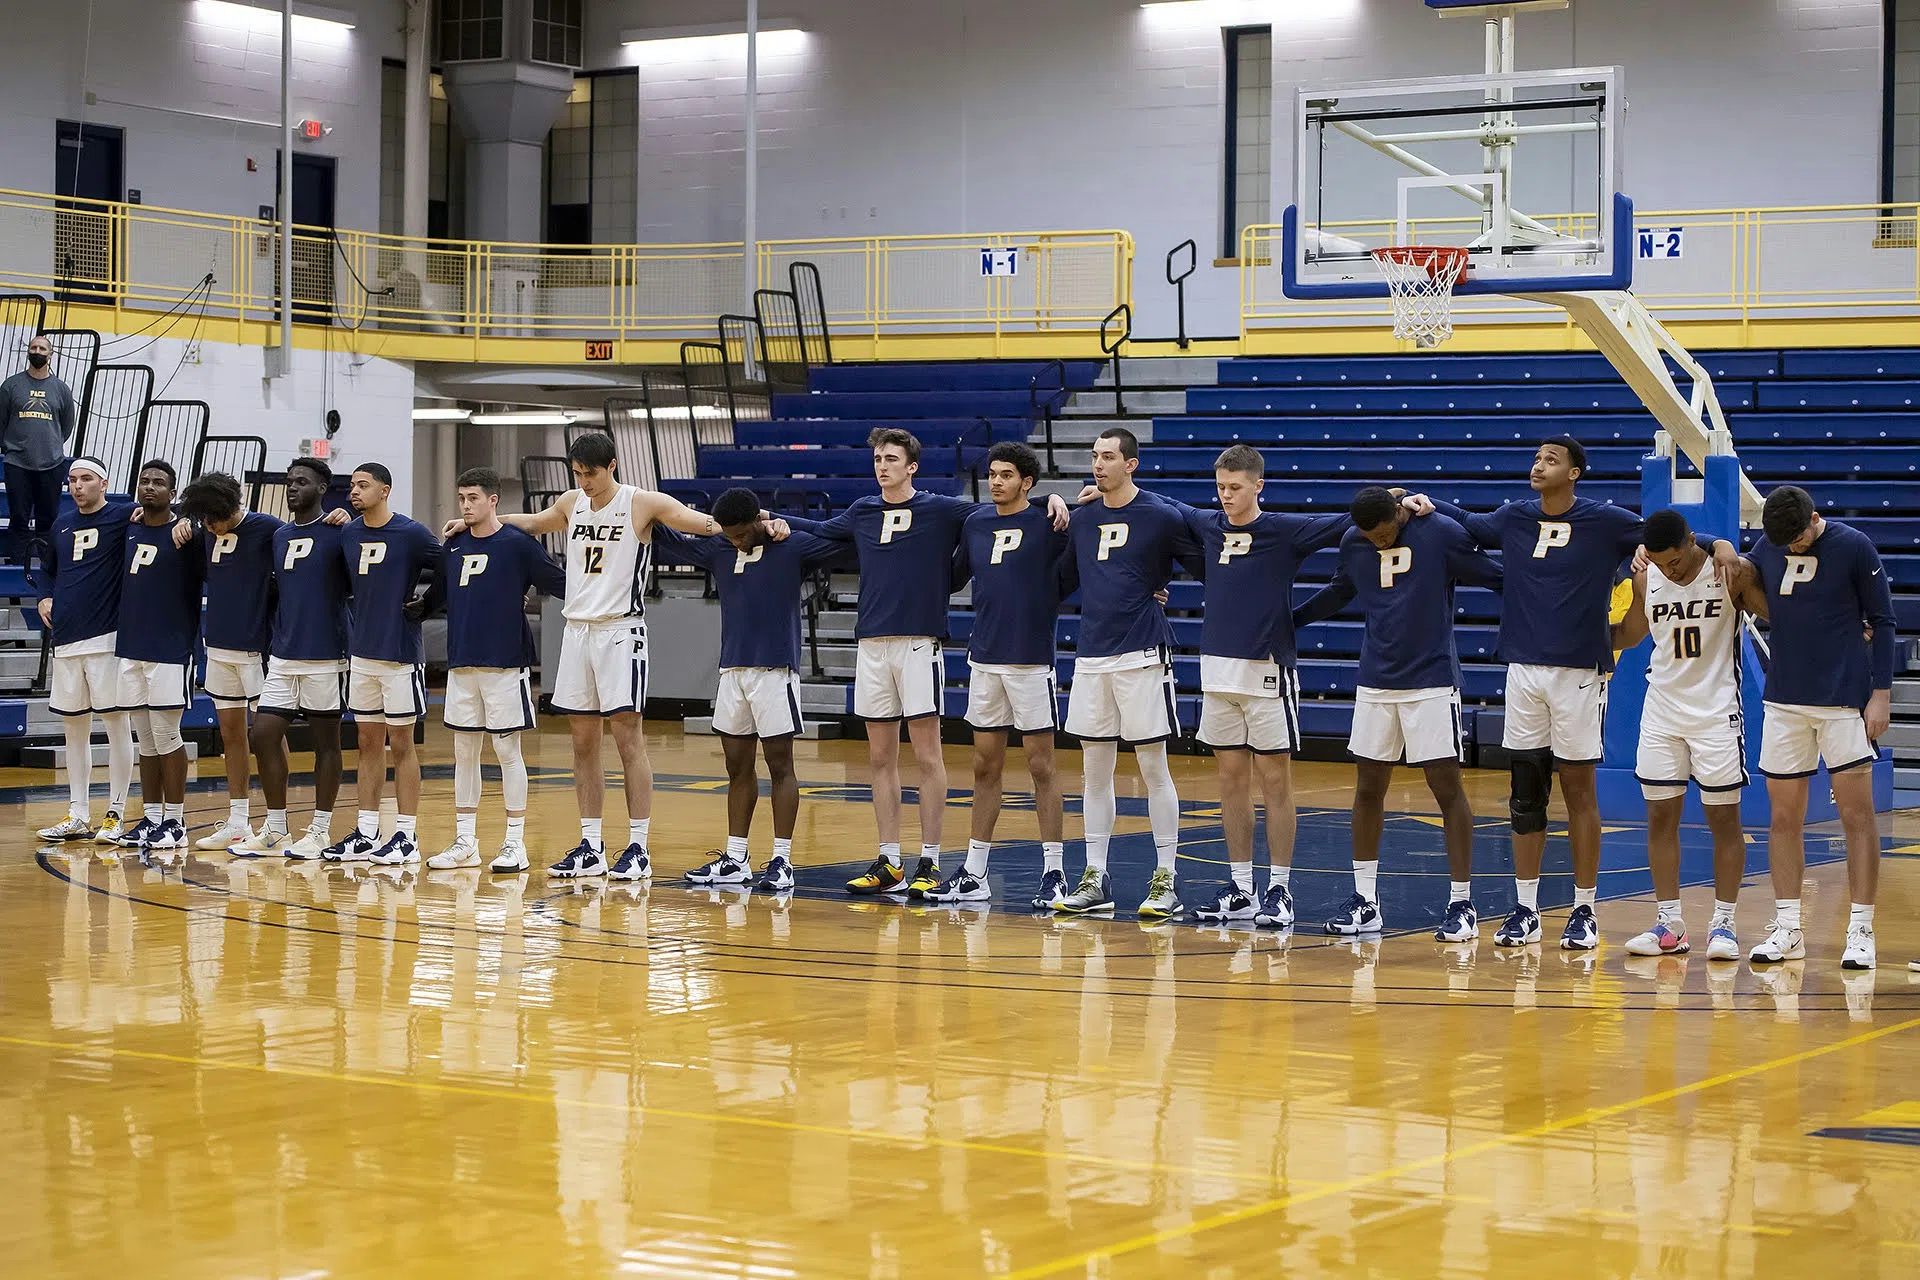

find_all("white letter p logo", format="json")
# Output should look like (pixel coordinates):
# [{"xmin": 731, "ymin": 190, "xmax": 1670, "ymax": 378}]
[
  {"xmin": 1378, "ymin": 546, "xmax": 1412, "ymax": 588},
  {"xmin": 1219, "ymin": 532, "xmax": 1252, "ymax": 565},
  {"xmin": 1096, "ymin": 523, "xmax": 1128, "ymax": 562},
  {"xmin": 72, "ymin": 528, "xmax": 97, "ymax": 561},
  {"xmin": 212, "ymin": 533, "xmax": 238, "ymax": 563},
  {"xmin": 1532, "ymin": 522, "xmax": 1572, "ymax": 558},
  {"xmin": 733, "ymin": 545, "xmax": 764, "ymax": 574},
  {"xmin": 357, "ymin": 542, "xmax": 387, "ymax": 575},
  {"xmin": 458, "ymin": 553, "xmax": 489, "ymax": 587},
  {"xmin": 989, "ymin": 528, "xmax": 1023, "ymax": 564},
  {"xmin": 1781, "ymin": 556, "xmax": 1817, "ymax": 595},
  {"xmin": 129, "ymin": 543, "xmax": 157, "ymax": 574},
  {"xmin": 879, "ymin": 510, "xmax": 912, "ymax": 544}
]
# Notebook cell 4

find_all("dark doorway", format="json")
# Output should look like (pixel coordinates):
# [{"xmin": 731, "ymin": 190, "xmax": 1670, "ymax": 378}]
[
  {"xmin": 53, "ymin": 121, "xmax": 125, "ymax": 304},
  {"xmin": 275, "ymin": 151, "xmax": 339, "ymax": 324}
]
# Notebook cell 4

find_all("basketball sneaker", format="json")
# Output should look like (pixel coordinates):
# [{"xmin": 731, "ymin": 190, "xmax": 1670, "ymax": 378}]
[
  {"xmin": 1748, "ymin": 921, "xmax": 1805, "ymax": 963},
  {"xmin": 548, "ymin": 841, "xmax": 608, "ymax": 878},
  {"xmin": 1842, "ymin": 922, "xmax": 1876, "ymax": 971},
  {"xmin": 491, "ymin": 839, "xmax": 530, "ymax": 874},
  {"xmin": 1624, "ymin": 920, "xmax": 1689, "ymax": 956},
  {"xmin": 1054, "ymin": 868, "xmax": 1114, "ymax": 914},
  {"xmin": 150, "ymin": 820, "xmax": 187, "ymax": 850},
  {"xmin": 925, "ymin": 869, "xmax": 991, "ymax": 904},
  {"xmin": 427, "ymin": 836, "xmax": 481, "ymax": 871},
  {"xmin": 1030, "ymin": 867, "xmax": 1069, "ymax": 911},
  {"xmin": 1254, "ymin": 881, "xmax": 1295, "ymax": 929},
  {"xmin": 1325, "ymin": 893, "xmax": 1382, "ymax": 936},
  {"xmin": 686, "ymin": 852, "xmax": 753, "ymax": 886},
  {"xmin": 608, "ymin": 843, "xmax": 651, "ymax": 882},
  {"xmin": 846, "ymin": 857, "xmax": 905, "ymax": 895},
  {"xmin": 753, "ymin": 855, "xmax": 796, "ymax": 894},
  {"xmin": 231, "ymin": 826, "xmax": 292, "ymax": 859},
  {"xmin": 1193, "ymin": 883, "xmax": 1256, "ymax": 923},
  {"xmin": 1706, "ymin": 920, "xmax": 1741, "ymax": 961},
  {"xmin": 286, "ymin": 826, "xmax": 331, "ymax": 860},
  {"xmin": 903, "ymin": 857, "xmax": 941, "ymax": 900},
  {"xmin": 114, "ymin": 817, "xmax": 160, "ymax": 848},
  {"xmin": 368, "ymin": 831, "xmax": 419, "ymax": 866},
  {"xmin": 1559, "ymin": 905, "xmax": 1599, "ymax": 951},
  {"xmin": 322, "ymin": 830, "xmax": 377, "ymax": 863},
  {"xmin": 1493, "ymin": 904, "xmax": 1542, "ymax": 947},
  {"xmin": 197, "ymin": 819, "xmax": 254, "ymax": 850},
  {"xmin": 1434, "ymin": 900, "xmax": 1478, "ymax": 944},
  {"xmin": 93, "ymin": 811, "xmax": 125, "ymax": 845},
  {"xmin": 1137, "ymin": 868, "xmax": 1182, "ymax": 920},
  {"xmin": 37, "ymin": 815, "xmax": 94, "ymax": 842}
]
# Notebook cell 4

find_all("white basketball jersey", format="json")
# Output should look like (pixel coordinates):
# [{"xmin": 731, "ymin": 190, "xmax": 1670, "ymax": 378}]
[
  {"xmin": 1643, "ymin": 559, "xmax": 1742, "ymax": 735},
  {"xmin": 563, "ymin": 484, "xmax": 651, "ymax": 622}
]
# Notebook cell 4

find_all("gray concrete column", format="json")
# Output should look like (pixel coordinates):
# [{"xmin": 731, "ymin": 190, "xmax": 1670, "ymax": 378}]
[{"xmin": 442, "ymin": 59, "xmax": 575, "ymax": 245}]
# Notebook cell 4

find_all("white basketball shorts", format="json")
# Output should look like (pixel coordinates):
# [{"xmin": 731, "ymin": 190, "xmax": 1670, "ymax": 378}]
[
  {"xmin": 1350, "ymin": 686, "xmax": 1464, "ymax": 766},
  {"xmin": 49, "ymin": 636, "xmax": 121, "ymax": 717},
  {"xmin": 445, "ymin": 667, "xmax": 536, "ymax": 735},
  {"xmin": 1638, "ymin": 720, "xmax": 1747, "ymax": 804},
  {"xmin": 1758, "ymin": 701, "xmax": 1876, "ymax": 779},
  {"xmin": 854, "ymin": 636, "xmax": 943, "ymax": 723},
  {"xmin": 204, "ymin": 647, "xmax": 265, "ymax": 710},
  {"xmin": 1065, "ymin": 658, "xmax": 1178, "ymax": 746},
  {"xmin": 260, "ymin": 657, "xmax": 347, "ymax": 719},
  {"xmin": 714, "ymin": 667, "xmax": 805, "ymax": 739},
  {"xmin": 551, "ymin": 618, "xmax": 647, "ymax": 717},
  {"xmin": 348, "ymin": 656, "xmax": 427, "ymax": 725},
  {"xmin": 1198, "ymin": 669, "xmax": 1301, "ymax": 755},
  {"xmin": 117, "ymin": 657, "xmax": 191, "ymax": 712},
  {"xmin": 1503, "ymin": 663, "xmax": 1607, "ymax": 765},
  {"xmin": 966, "ymin": 662, "xmax": 1058, "ymax": 735}
]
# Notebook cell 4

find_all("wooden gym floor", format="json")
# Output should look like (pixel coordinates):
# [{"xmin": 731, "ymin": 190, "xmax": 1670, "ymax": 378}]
[{"xmin": 2, "ymin": 722, "xmax": 1918, "ymax": 1278}]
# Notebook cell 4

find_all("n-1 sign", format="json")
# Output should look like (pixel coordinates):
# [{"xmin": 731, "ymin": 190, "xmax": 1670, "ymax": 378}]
[
  {"xmin": 980, "ymin": 248, "xmax": 1019, "ymax": 277},
  {"xmin": 1637, "ymin": 228, "xmax": 1684, "ymax": 259}
]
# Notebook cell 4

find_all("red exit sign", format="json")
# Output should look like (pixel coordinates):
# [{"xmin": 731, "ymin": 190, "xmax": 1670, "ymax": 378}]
[{"xmin": 584, "ymin": 340, "xmax": 614, "ymax": 361}]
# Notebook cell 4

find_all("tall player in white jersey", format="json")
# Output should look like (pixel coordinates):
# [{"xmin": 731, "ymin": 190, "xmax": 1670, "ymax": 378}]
[
  {"xmin": 483, "ymin": 431, "xmax": 723, "ymax": 880},
  {"xmin": 1612, "ymin": 510, "xmax": 1763, "ymax": 962}
]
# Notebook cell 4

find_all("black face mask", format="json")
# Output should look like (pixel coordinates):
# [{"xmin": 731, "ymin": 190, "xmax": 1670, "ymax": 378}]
[{"xmin": 26, "ymin": 352, "xmax": 49, "ymax": 370}]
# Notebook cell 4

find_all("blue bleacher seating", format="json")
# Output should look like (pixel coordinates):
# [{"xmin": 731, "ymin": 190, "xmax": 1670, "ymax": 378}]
[{"xmin": 809, "ymin": 360, "xmax": 1105, "ymax": 393}]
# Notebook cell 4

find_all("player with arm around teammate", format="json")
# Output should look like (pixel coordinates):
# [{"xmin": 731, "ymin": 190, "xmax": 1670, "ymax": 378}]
[
  {"xmin": 1611, "ymin": 510, "xmax": 1763, "ymax": 961},
  {"xmin": 651, "ymin": 487, "xmax": 854, "ymax": 894},
  {"xmin": 482, "ymin": 430, "xmax": 724, "ymax": 882},
  {"xmin": 1292, "ymin": 486, "xmax": 1503, "ymax": 940},
  {"xmin": 418, "ymin": 467, "xmax": 567, "ymax": 873},
  {"xmin": 1745, "ymin": 485, "xmax": 1895, "ymax": 971}
]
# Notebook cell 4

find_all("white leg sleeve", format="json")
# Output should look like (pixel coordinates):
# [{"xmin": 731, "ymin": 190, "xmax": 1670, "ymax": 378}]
[
  {"xmin": 491, "ymin": 733, "xmax": 528, "ymax": 813},
  {"xmin": 101, "ymin": 712, "xmax": 135, "ymax": 810},
  {"xmin": 453, "ymin": 731, "xmax": 483, "ymax": 811},
  {"xmin": 1082, "ymin": 740, "xmax": 1118, "ymax": 872},
  {"xmin": 1135, "ymin": 742, "xmax": 1181, "ymax": 872},
  {"xmin": 62, "ymin": 715, "xmax": 94, "ymax": 818},
  {"xmin": 130, "ymin": 708, "xmax": 159, "ymax": 758},
  {"xmin": 148, "ymin": 708, "xmax": 184, "ymax": 756}
]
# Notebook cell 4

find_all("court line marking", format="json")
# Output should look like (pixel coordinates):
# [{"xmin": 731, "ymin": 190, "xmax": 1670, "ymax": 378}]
[
  {"xmin": 0, "ymin": 1032, "xmax": 1328, "ymax": 1192},
  {"xmin": 1003, "ymin": 1013, "xmax": 1920, "ymax": 1279}
]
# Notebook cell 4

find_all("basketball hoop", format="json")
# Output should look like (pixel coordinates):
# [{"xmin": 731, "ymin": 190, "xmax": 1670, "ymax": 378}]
[{"xmin": 1371, "ymin": 246, "xmax": 1469, "ymax": 348}]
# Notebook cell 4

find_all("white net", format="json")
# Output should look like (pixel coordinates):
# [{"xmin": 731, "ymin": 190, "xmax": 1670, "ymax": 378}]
[{"xmin": 1371, "ymin": 246, "xmax": 1469, "ymax": 348}]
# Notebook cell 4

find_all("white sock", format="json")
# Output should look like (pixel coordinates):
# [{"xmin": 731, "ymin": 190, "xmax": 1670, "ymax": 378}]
[
  {"xmin": 311, "ymin": 810, "xmax": 332, "ymax": 838},
  {"xmin": 145, "ymin": 804, "xmax": 163, "ymax": 824},
  {"xmin": 1776, "ymin": 898, "xmax": 1802, "ymax": 931},
  {"xmin": 229, "ymin": 799, "xmax": 250, "ymax": 828},
  {"xmin": 630, "ymin": 817, "xmax": 650, "ymax": 848},
  {"xmin": 1657, "ymin": 899, "xmax": 1683, "ymax": 924},
  {"xmin": 1353, "ymin": 861, "xmax": 1378, "ymax": 902},
  {"xmin": 726, "ymin": 834, "xmax": 749, "ymax": 861},
  {"xmin": 878, "ymin": 841, "xmax": 901, "ymax": 867},
  {"xmin": 1042, "ymin": 841, "xmax": 1064, "ymax": 873},
  {"xmin": 581, "ymin": 817, "xmax": 603, "ymax": 849},
  {"xmin": 965, "ymin": 839, "xmax": 990, "ymax": 876},
  {"xmin": 1850, "ymin": 902, "xmax": 1875, "ymax": 928},
  {"xmin": 268, "ymin": 808, "xmax": 288, "ymax": 834},
  {"xmin": 920, "ymin": 842, "xmax": 941, "ymax": 869},
  {"xmin": 456, "ymin": 813, "xmax": 477, "ymax": 842},
  {"xmin": 1712, "ymin": 898, "xmax": 1737, "ymax": 925},
  {"xmin": 506, "ymin": 816, "xmax": 525, "ymax": 842},
  {"xmin": 1516, "ymin": 878, "xmax": 1540, "ymax": 911},
  {"xmin": 396, "ymin": 814, "xmax": 417, "ymax": 838},
  {"xmin": 358, "ymin": 809, "xmax": 380, "ymax": 837},
  {"xmin": 1271, "ymin": 864, "xmax": 1291, "ymax": 888},
  {"xmin": 1085, "ymin": 834, "xmax": 1110, "ymax": 873},
  {"xmin": 1231, "ymin": 862, "xmax": 1254, "ymax": 893},
  {"xmin": 1574, "ymin": 885, "xmax": 1597, "ymax": 911},
  {"xmin": 772, "ymin": 837, "xmax": 792, "ymax": 862},
  {"xmin": 1450, "ymin": 880, "xmax": 1472, "ymax": 905},
  {"xmin": 162, "ymin": 802, "xmax": 183, "ymax": 824}
]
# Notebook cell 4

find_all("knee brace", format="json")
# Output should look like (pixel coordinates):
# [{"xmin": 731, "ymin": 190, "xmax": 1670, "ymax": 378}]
[
  {"xmin": 491, "ymin": 733, "xmax": 529, "ymax": 812},
  {"xmin": 1508, "ymin": 748, "xmax": 1555, "ymax": 835},
  {"xmin": 453, "ymin": 732, "xmax": 483, "ymax": 810},
  {"xmin": 148, "ymin": 711, "xmax": 184, "ymax": 756}
]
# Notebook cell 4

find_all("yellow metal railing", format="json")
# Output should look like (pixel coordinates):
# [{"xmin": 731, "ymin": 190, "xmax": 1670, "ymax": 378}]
[{"xmin": 1242, "ymin": 203, "xmax": 1920, "ymax": 330}]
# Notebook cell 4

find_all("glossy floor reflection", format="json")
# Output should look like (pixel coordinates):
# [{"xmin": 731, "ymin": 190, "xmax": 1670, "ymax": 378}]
[{"xmin": 2, "ymin": 725, "xmax": 1918, "ymax": 1278}]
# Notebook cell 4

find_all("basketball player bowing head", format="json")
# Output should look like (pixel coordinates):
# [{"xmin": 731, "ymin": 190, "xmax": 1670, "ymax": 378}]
[
  {"xmin": 485, "ymin": 430, "xmax": 725, "ymax": 882},
  {"xmin": 1293, "ymin": 486, "xmax": 1502, "ymax": 940}
]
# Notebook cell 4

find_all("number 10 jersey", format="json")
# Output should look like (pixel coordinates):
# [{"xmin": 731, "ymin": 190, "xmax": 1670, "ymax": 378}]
[{"xmin": 1643, "ymin": 560, "xmax": 1743, "ymax": 736}]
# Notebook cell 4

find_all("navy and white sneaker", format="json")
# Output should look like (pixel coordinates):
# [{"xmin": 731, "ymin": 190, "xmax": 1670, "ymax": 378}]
[
  {"xmin": 1559, "ymin": 904, "xmax": 1599, "ymax": 951},
  {"xmin": 1493, "ymin": 905, "xmax": 1543, "ymax": 947},
  {"xmin": 114, "ymin": 817, "xmax": 160, "ymax": 848},
  {"xmin": 1030, "ymin": 867, "xmax": 1069, "ymax": 911},
  {"xmin": 753, "ymin": 855, "xmax": 795, "ymax": 894},
  {"xmin": 147, "ymin": 820, "xmax": 187, "ymax": 850},
  {"xmin": 925, "ymin": 868, "xmax": 991, "ymax": 904},
  {"xmin": 547, "ymin": 841, "xmax": 608, "ymax": 879},
  {"xmin": 368, "ymin": 831, "xmax": 420, "ymax": 866},
  {"xmin": 609, "ymin": 843, "xmax": 652, "ymax": 882},
  {"xmin": 1254, "ymin": 881, "xmax": 1296, "ymax": 929},
  {"xmin": 1192, "ymin": 884, "xmax": 1258, "ymax": 923},
  {"xmin": 686, "ymin": 852, "xmax": 752, "ymax": 886},
  {"xmin": 1435, "ymin": 899, "xmax": 1478, "ymax": 943},
  {"xmin": 321, "ymin": 830, "xmax": 377, "ymax": 863},
  {"xmin": 1324, "ymin": 892, "xmax": 1383, "ymax": 936}
]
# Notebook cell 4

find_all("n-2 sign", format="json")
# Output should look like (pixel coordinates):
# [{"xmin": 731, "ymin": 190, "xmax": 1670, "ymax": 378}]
[{"xmin": 1637, "ymin": 228, "xmax": 1684, "ymax": 259}]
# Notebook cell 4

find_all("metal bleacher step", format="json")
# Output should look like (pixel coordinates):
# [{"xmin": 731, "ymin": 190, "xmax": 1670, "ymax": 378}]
[
  {"xmin": 681, "ymin": 715, "xmax": 842, "ymax": 740},
  {"xmin": 1096, "ymin": 357, "xmax": 1220, "ymax": 390},
  {"xmin": 1062, "ymin": 389, "xmax": 1186, "ymax": 417},
  {"xmin": 1037, "ymin": 417, "xmax": 1157, "ymax": 446}
]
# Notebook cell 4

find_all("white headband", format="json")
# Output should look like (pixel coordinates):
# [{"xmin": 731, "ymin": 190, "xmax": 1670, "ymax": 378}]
[{"xmin": 67, "ymin": 458, "xmax": 108, "ymax": 481}]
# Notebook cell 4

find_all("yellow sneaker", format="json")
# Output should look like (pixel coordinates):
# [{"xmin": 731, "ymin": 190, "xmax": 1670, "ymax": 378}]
[
  {"xmin": 93, "ymin": 812, "xmax": 124, "ymax": 845},
  {"xmin": 903, "ymin": 856, "xmax": 941, "ymax": 900},
  {"xmin": 845, "ymin": 857, "xmax": 906, "ymax": 896}
]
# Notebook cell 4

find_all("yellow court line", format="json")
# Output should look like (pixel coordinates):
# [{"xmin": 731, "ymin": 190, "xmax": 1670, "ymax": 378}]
[
  {"xmin": 0, "ymin": 1033, "xmax": 1315, "ymax": 1191},
  {"xmin": 1004, "ymin": 1014, "xmax": 1920, "ymax": 1279}
]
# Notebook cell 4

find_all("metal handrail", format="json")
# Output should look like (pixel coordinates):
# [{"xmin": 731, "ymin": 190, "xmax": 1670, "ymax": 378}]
[
  {"xmin": 1101, "ymin": 304, "xmax": 1132, "ymax": 414},
  {"xmin": 1166, "ymin": 239, "xmax": 1197, "ymax": 349}
]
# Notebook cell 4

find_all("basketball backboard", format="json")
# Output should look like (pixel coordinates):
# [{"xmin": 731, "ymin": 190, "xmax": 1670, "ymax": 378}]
[{"xmin": 1281, "ymin": 66, "xmax": 1629, "ymax": 300}]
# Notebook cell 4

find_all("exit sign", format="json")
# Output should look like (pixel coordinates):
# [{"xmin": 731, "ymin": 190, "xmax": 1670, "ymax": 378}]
[{"xmin": 584, "ymin": 340, "xmax": 614, "ymax": 361}]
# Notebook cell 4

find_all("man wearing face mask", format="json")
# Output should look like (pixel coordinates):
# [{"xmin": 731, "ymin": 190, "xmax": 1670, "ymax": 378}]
[{"xmin": 0, "ymin": 335, "xmax": 79, "ymax": 567}]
